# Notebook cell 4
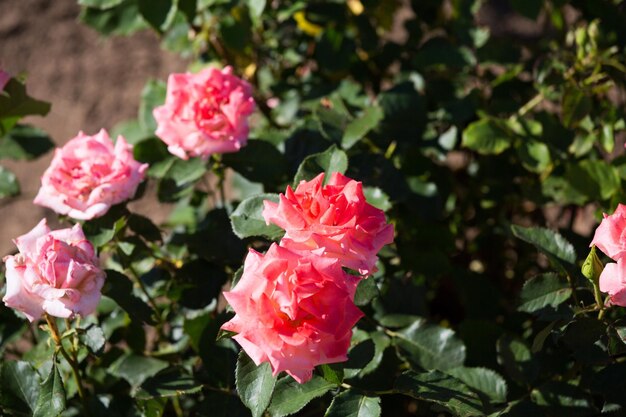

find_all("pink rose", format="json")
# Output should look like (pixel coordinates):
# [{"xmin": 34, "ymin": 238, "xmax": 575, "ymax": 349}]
[
  {"xmin": 263, "ymin": 172, "xmax": 394, "ymax": 275},
  {"xmin": 0, "ymin": 69, "xmax": 10, "ymax": 91},
  {"xmin": 590, "ymin": 203, "xmax": 626, "ymax": 261},
  {"xmin": 599, "ymin": 259, "xmax": 626, "ymax": 306},
  {"xmin": 34, "ymin": 129, "xmax": 148, "ymax": 220},
  {"xmin": 221, "ymin": 244, "xmax": 363, "ymax": 383},
  {"xmin": 153, "ymin": 66, "xmax": 255, "ymax": 160},
  {"xmin": 3, "ymin": 219, "xmax": 105, "ymax": 322}
]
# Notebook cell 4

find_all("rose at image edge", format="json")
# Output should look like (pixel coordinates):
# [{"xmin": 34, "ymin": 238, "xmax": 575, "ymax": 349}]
[
  {"xmin": 2, "ymin": 219, "xmax": 105, "ymax": 322},
  {"xmin": 262, "ymin": 172, "xmax": 395, "ymax": 275},
  {"xmin": 33, "ymin": 129, "xmax": 148, "ymax": 220},
  {"xmin": 153, "ymin": 66, "xmax": 256, "ymax": 160},
  {"xmin": 221, "ymin": 243, "xmax": 363, "ymax": 383}
]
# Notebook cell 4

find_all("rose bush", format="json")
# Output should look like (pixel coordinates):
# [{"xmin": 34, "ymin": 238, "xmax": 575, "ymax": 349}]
[
  {"xmin": 263, "ymin": 173, "xmax": 394, "ymax": 275},
  {"xmin": 3, "ymin": 219, "xmax": 104, "ymax": 321},
  {"xmin": 33, "ymin": 129, "xmax": 147, "ymax": 220},
  {"xmin": 222, "ymin": 243, "xmax": 363, "ymax": 383},
  {"xmin": 153, "ymin": 66, "xmax": 255, "ymax": 160}
]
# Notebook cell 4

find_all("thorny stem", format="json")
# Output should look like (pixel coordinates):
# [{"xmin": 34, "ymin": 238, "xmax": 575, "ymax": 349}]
[{"xmin": 45, "ymin": 314, "xmax": 89, "ymax": 414}]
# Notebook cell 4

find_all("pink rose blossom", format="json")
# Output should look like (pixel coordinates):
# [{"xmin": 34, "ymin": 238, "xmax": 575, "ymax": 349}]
[
  {"xmin": 153, "ymin": 66, "xmax": 255, "ymax": 160},
  {"xmin": 0, "ymin": 69, "xmax": 10, "ymax": 91},
  {"xmin": 599, "ymin": 259, "xmax": 626, "ymax": 307},
  {"xmin": 590, "ymin": 203, "xmax": 626, "ymax": 261},
  {"xmin": 3, "ymin": 219, "xmax": 105, "ymax": 322},
  {"xmin": 34, "ymin": 129, "xmax": 148, "ymax": 220},
  {"xmin": 221, "ymin": 244, "xmax": 363, "ymax": 383},
  {"xmin": 263, "ymin": 172, "xmax": 394, "ymax": 275}
]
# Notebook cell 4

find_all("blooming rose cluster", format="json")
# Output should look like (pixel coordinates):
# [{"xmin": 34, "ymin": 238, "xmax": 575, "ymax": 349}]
[
  {"xmin": 4, "ymin": 66, "xmax": 253, "ymax": 324},
  {"xmin": 591, "ymin": 204, "xmax": 626, "ymax": 306},
  {"xmin": 222, "ymin": 172, "xmax": 394, "ymax": 383},
  {"xmin": 34, "ymin": 129, "xmax": 148, "ymax": 220},
  {"xmin": 153, "ymin": 66, "xmax": 255, "ymax": 160},
  {"xmin": 3, "ymin": 219, "xmax": 105, "ymax": 321}
]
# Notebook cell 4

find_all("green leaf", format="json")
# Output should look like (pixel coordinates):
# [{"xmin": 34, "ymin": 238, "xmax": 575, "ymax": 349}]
[
  {"xmin": 394, "ymin": 319, "xmax": 466, "ymax": 371},
  {"xmin": 247, "ymin": 0, "xmax": 266, "ymax": 18},
  {"xmin": 158, "ymin": 157, "xmax": 207, "ymax": 202},
  {"xmin": 79, "ymin": 1, "xmax": 148, "ymax": 36},
  {"xmin": 137, "ymin": 0, "xmax": 176, "ymax": 31},
  {"xmin": 230, "ymin": 193, "xmax": 284, "ymax": 240},
  {"xmin": 462, "ymin": 118, "xmax": 511, "ymax": 155},
  {"xmin": 135, "ymin": 367, "xmax": 202, "ymax": 400},
  {"xmin": 318, "ymin": 363, "xmax": 344, "ymax": 385},
  {"xmin": 363, "ymin": 187, "xmax": 392, "ymax": 212},
  {"xmin": 0, "ymin": 78, "xmax": 50, "ymax": 120},
  {"xmin": 221, "ymin": 140, "xmax": 289, "ymax": 187},
  {"xmin": 342, "ymin": 106, "xmax": 384, "ymax": 149},
  {"xmin": 496, "ymin": 335, "xmax": 538, "ymax": 384},
  {"xmin": 510, "ymin": 225, "xmax": 576, "ymax": 265},
  {"xmin": 103, "ymin": 270, "xmax": 157, "ymax": 325},
  {"xmin": 562, "ymin": 86, "xmax": 591, "ymax": 128},
  {"xmin": 0, "ymin": 165, "xmax": 20, "ymax": 198},
  {"xmin": 110, "ymin": 353, "xmax": 169, "ymax": 389},
  {"xmin": 517, "ymin": 139, "xmax": 551, "ymax": 174},
  {"xmin": 354, "ymin": 277, "xmax": 379, "ymax": 306},
  {"xmin": 81, "ymin": 324, "xmax": 106, "ymax": 356},
  {"xmin": 0, "ymin": 125, "xmax": 54, "ymax": 161},
  {"xmin": 236, "ymin": 351, "xmax": 277, "ymax": 417},
  {"xmin": 447, "ymin": 367, "xmax": 507, "ymax": 403},
  {"xmin": 324, "ymin": 391, "xmax": 380, "ymax": 417},
  {"xmin": 518, "ymin": 273, "xmax": 572, "ymax": 313},
  {"xmin": 394, "ymin": 370, "xmax": 485, "ymax": 417},
  {"xmin": 267, "ymin": 375, "xmax": 335, "ymax": 417},
  {"xmin": 178, "ymin": 0, "xmax": 197, "ymax": 22},
  {"xmin": 78, "ymin": 0, "xmax": 124, "ymax": 8},
  {"xmin": 139, "ymin": 80, "xmax": 167, "ymax": 134},
  {"xmin": 580, "ymin": 159, "xmax": 621, "ymax": 201},
  {"xmin": 1, "ymin": 361, "xmax": 41, "ymax": 412},
  {"xmin": 294, "ymin": 145, "xmax": 348, "ymax": 185},
  {"xmin": 531, "ymin": 381, "xmax": 597, "ymax": 414},
  {"xmin": 33, "ymin": 361, "xmax": 66, "ymax": 417}
]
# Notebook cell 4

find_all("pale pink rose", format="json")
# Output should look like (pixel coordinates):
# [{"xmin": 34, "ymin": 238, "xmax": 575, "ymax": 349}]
[
  {"xmin": 263, "ymin": 172, "xmax": 394, "ymax": 275},
  {"xmin": 591, "ymin": 203, "xmax": 626, "ymax": 261},
  {"xmin": 0, "ymin": 69, "xmax": 10, "ymax": 91},
  {"xmin": 599, "ymin": 259, "xmax": 626, "ymax": 306},
  {"xmin": 3, "ymin": 219, "xmax": 105, "ymax": 322},
  {"xmin": 221, "ymin": 244, "xmax": 363, "ymax": 383},
  {"xmin": 153, "ymin": 66, "xmax": 255, "ymax": 160},
  {"xmin": 34, "ymin": 129, "xmax": 148, "ymax": 220}
]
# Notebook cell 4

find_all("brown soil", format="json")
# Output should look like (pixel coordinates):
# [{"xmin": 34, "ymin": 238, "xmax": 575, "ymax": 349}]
[{"xmin": 0, "ymin": 0, "xmax": 187, "ymax": 254}]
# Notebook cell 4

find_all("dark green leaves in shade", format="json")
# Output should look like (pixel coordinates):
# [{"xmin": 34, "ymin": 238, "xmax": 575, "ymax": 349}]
[
  {"xmin": 0, "ymin": 124, "xmax": 54, "ymax": 160},
  {"xmin": 103, "ymin": 270, "xmax": 157, "ymax": 325},
  {"xmin": 462, "ymin": 118, "xmax": 511, "ymax": 155}
]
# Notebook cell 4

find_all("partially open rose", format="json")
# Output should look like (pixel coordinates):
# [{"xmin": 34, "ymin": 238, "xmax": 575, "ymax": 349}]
[
  {"xmin": 153, "ymin": 66, "xmax": 255, "ymax": 160},
  {"xmin": 34, "ymin": 129, "xmax": 148, "ymax": 220},
  {"xmin": 3, "ymin": 219, "xmax": 105, "ymax": 322},
  {"xmin": 591, "ymin": 203, "xmax": 626, "ymax": 261},
  {"xmin": 221, "ymin": 244, "xmax": 363, "ymax": 383},
  {"xmin": 263, "ymin": 172, "xmax": 394, "ymax": 275}
]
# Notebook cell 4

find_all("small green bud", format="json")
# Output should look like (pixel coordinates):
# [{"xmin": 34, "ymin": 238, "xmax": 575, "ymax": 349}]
[{"xmin": 582, "ymin": 245, "xmax": 604, "ymax": 284}]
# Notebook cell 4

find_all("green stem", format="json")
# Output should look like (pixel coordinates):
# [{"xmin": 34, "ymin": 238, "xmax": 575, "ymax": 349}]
[
  {"xmin": 45, "ymin": 315, "xmax": 89, "ymax": 414},
  {"xmin": 340, "ymin": 382, "xmax": 397, "ymax": 396},
  {"xmin": 593, "ymin": 284, "xmax": 606, "ymax": 319},
  {"xmin": 127, "ymin": 263, "xmax": 164, "ymax": 327}
]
